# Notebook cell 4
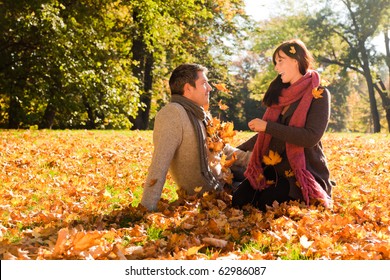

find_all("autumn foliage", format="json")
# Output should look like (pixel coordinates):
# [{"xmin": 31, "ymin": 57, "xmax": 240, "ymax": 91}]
[{"xmin": 1, "ymin": 130, "xmax": 389, "ymax": 260}]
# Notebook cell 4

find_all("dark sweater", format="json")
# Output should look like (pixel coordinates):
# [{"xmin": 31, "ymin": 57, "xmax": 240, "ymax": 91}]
[{"xmin": 238, "ymin": 88, "xmax": 334, "ymax": 199}]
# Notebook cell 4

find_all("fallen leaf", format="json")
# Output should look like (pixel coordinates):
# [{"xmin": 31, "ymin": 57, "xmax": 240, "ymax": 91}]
[
  {"xmin": 300, "ymin": 235, "xmax": 314, "ymax": 249},
  {"xmin": 187, "ymin": 245, "xmax": 204, "ymax": 256},
  {"xmin": 202, "ymin": 237, "xmax": 228, "ymax": 248}
]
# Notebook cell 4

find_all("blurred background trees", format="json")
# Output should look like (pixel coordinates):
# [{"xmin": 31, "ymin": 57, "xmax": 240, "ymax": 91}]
[{"xmin": 0, "ymin": 0, "xmax": 389, "ymax": 132}]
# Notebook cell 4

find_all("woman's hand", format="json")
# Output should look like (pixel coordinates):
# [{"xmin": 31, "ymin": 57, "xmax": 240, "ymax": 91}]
[{"xmin": 248, "ymin": 118, "xmax": 267, "ymax": 132}]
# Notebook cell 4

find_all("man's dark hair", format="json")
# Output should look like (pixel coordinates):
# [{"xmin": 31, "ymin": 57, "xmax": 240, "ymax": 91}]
[{"xmin": 169, "ymin": 63, "xmax": 208, "ymax": 95}]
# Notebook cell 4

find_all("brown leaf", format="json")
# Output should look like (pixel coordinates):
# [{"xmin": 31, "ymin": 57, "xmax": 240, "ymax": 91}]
[{"xmin": 202, "ymin": 237, "xmax": 228, "ymax": 248}]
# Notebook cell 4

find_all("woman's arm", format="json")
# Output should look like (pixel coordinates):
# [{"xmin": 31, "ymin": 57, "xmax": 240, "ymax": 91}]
[{"xmin": 265, "ymin": 89, "xmax": 331, "ymax": 148}]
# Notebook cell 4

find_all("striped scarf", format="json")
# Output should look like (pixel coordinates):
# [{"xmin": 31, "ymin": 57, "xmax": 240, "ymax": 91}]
[{"xmin": 171, "ymin": 94, "xmax": 223, "ymax": 191}]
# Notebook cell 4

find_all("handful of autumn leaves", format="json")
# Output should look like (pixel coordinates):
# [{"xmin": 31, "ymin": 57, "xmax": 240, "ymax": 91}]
[{"xmin": 205, "ymin": 83, "xmax": 238, "ymax": 185}]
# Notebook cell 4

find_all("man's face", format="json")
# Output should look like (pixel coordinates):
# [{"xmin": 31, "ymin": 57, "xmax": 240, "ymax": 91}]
[{"xmin": 184, "ymin": 71, "xmax": 212, "ymax": 107}]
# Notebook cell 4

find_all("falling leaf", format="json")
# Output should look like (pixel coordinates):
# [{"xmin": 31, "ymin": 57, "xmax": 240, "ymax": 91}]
[
  {"xmin": 262, "ymin": 150, "xmax": 282, "ymax": 166},
  {"xmin": 213, "ymin": 83, "xmax": 230, "ymax": 93},
  {"xmin": 218, "ymin": 99, "xmax": 229, "ymax": 111}
]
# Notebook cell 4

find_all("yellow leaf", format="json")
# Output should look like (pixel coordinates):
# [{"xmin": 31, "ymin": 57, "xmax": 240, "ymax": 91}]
[
  {"xmin": 220, "ymin": 122, "xmax": 236, "ymax": 139},
  {"xmin": 262, "ymin": 150, "xmax": 282, "ymax": 166},
  {"xmin": 256, "ymin": 173, "xmax": 265, "ymax": 182},
  {"xmin": 213, "ymin": 83, "xmax": 230, "ymax": 93},
  {"xmin": 218, "ymin": 99, "xmax": 229, "ymax": 111},
  {"xmin": 221, "ymin": 152, "xmax": 237, "ymax": 168},
  {"xmin": 312, "ymin": 87, "xmax": 324, "ymax": 99},
  {"xmin": 187, "ymin": 245, "xmax": 204, "ymax": 256},
  {"xmin": 194, "ymin": 186, "xmax": 203, "ymax": 193},
  {"xmin": 285, "ymin": 169, "xmax": 294, "ymax": 177}
]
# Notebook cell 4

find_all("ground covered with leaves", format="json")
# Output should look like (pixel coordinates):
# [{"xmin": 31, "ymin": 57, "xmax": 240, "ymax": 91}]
[{"xmin": 1, "ymin": 130, "xmax": 389, "ymax": 260}]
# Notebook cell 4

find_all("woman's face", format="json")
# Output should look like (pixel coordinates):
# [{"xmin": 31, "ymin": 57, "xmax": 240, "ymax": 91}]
[{"xmin": 274, "ymin": 50, "xmax": 302, "ymax": 84}]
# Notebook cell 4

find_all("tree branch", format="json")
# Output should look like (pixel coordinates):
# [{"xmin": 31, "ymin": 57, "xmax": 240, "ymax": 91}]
[{"xmin": 317, "ymin": 56, "xmax": 364, "ymax": 74}]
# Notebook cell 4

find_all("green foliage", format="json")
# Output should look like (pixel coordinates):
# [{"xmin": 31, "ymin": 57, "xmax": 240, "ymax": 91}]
[
  {"xmin": 0, "ymin": 0, "xmax": 250, "ymax": 130},
  {"xmin": 0, "ymin": 0, "xmax": 388, "ymax": 132},
  {"xmin": 247, "ymin": 0, "xmax": 389, "ymax": 132},
  {"xmin": 147, "ymin": 226, "xmax": 164, "ymax": 241}
]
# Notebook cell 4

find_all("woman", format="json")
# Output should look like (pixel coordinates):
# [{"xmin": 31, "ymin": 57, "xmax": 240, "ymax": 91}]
[{"xmin": 232, "ymin": 39, "xmax": 334, "ymax": 211}]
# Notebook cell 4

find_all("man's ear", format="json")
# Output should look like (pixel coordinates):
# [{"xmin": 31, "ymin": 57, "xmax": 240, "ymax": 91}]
[{"xmin": 183, "ymin": 82, "xmax": 193, "ymax": 96}]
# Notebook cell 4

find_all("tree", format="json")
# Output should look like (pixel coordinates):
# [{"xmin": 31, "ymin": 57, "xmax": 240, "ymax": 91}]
[
  {"xmin": 308, "ymin": 0, "xmax": 389, "ymax": 132},
  {"xmin": 125, "ymin": 0, "xmax": 248, "ymax": 130},
  {"xmin": 247, "ymin": 14, "xmax": 351, "ymax": 130},
  {"xmin": 0, "ymin": 0, "xmax": 140, "ymax": 129}
]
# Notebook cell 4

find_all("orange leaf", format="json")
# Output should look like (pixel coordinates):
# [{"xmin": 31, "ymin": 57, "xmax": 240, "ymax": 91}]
[
  {"xmin": 73, "ymin": 231, "xmax": 104, "ymax": 251},
  {"xmin": 53, "ymin": 228, "xmax": 69, "ymax": 256},
  {"xmin": 312, "ymin": 87, "xmax": 324, "ymax": 99},
  {"xmin": 262, "ymin": 150, "xmax": 282, "ymax": 166},
  {"xmin": 285, "ymin": 169, "xmax": 294, "ymax": 177},
  {"xmin": 218, "ymin": 99, "xmax": 229, "ymax": 111},
  {"xmin": 213, "ymin": 83, "xmax": 230, "ymax": 93}
]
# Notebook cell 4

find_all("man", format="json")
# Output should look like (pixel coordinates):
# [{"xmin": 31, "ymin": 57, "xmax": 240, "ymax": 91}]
[{"xmin": 140, "ymin": 63, "xmax": 224, "ymax": 211}]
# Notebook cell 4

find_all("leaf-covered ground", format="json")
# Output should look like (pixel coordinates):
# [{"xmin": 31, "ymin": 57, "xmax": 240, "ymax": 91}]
[{"xmin": 0, "ymin": 130, "xmax": 389, "ymax": 260}]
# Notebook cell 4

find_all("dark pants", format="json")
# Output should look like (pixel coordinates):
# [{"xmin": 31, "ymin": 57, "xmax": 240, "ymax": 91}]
[{"xmin": 232, "ymin": 176, "xmax": 292, "ymax": 212}]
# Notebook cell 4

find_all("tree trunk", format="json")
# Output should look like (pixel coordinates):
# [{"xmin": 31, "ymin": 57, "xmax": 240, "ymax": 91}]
[
  {"xmin": 360, "ymin": 43, "xmax": 381, "ymax": 132},
  {"xmin": 39, "ymin": 101, "xmax": 56, "ymax": 129},
  {"xmin": 82, "ymin": 94, "xmax": 96, "ymax": 129},
  {"xmin": 364, "ymin": 74, "xmax": 381, "ymax": 133},
  {"xmin": 8, "ymin": 94, "xmax": 23, "ymax": 129},
  {"xmin": 374, "ymin": 79, "xmax": 390, "ymax": 132},
  {"xmin": 131, "ymin": 52, "xmax": 153, "ymax": 130},
  {"xmin": 384, "ymin": 28, "xmax": 389, "ymax": 91},
  {"xmin": 128, "ymin": 9, "xmax": 154, "ymax": 130}
]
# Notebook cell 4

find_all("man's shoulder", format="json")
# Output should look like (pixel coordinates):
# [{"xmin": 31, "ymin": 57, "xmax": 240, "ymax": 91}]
[{"xmin": 157, "ymin": 102, "xmax": 187, "ymax": 118}]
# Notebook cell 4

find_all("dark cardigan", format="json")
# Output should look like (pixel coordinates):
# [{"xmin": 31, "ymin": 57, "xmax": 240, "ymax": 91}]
[{"xmin": 238, "ymin": 88, "xmax": 334, "ymax": 199}]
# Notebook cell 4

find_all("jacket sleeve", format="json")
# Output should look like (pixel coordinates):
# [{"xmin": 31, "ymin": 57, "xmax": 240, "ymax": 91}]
[
  {"xmin": 265, "ymin": 89, "xmax": 330, "ymax": 148},
  {"xmin": 140, "ymin": 105, "xmax": 183, "ymax": 211},
  {"xmin": 236, "ymin": 134, "xmax": 258, "ymax": 151}
]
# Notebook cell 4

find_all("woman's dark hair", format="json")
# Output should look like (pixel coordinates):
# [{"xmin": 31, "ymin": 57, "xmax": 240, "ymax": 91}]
[
  {"xmin": 169, "ymin": 63, "xmax": 208, "ymax": 95},
  {"xmin": 263, "ymin": 39, "xmax": 314, "ymax": 106}
]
